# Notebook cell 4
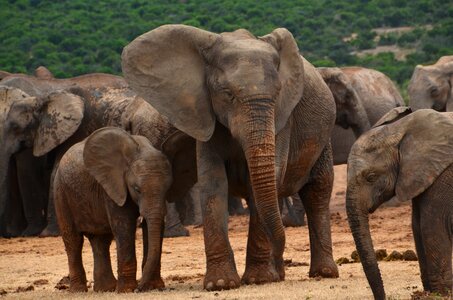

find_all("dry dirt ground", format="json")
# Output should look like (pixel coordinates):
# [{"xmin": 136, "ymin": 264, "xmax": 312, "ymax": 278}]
[{"xmin": 0, "ymin": 165, "xmax": 448, "ymax": 299}]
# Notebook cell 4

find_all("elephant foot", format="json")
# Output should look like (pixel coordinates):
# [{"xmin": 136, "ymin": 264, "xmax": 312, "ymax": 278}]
[
  {"xmin": 163, "ymin": 223, "xmax": 189, "ymax": 238},
  {"xmin": 93, "ymin": 278, "xmax": 116, "ymax": 292},
  {"xmin": 69, "ymin": 282, "xmax": 88, "ymax": 293},
  {"xmin": 309, "ymin": 259, "xmax": 339, "ymax": 278},
  {"xmin": 39, "ymin": 224, "xmax": 60, "ymax": 237},
  {"xmin": 116, "ymin": 278, "xmax": 137, "ymax": 293},
  {"xmin": 136, "ymin": 277, "xmax": 165, "ymax": 292},
  {"xmin": 242, "ymin": 261, "xmax": 280, "ymax": 285},
  {"xmin": 204, "ymin": 260, "xmax": 241, "ymax": 291},
  {"xmin": 21, "ymin": 224, "xmax": 45, "ymax": 237}
]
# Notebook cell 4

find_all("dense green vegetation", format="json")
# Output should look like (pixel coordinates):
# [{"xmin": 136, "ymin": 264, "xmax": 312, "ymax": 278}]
[{"xmin": 1, "ymin": 0, "xmax": 453, "ymax": 91}]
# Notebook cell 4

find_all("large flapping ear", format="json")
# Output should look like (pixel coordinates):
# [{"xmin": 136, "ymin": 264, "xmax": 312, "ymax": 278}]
[
  {"xmin": 122, "ymin": 25, "xmax": 219, "ymax": 141},
  {"xmin": 395, "ymin": 109, "xmax": 453, "ymax": 201},
  {"xmin": 372, "ymin": 106, "xmax": 412, "ymax": 128},
  {"xmin": 259, "ymin": 28, "xmax": 304, "ymax": 133},
  {"xmin": 83, "ymin": 127, "xmax": 140, "ymax": 206},
  {"xmin": 33, "ymin": 91, "xmax": 84, "ymax": 156}
]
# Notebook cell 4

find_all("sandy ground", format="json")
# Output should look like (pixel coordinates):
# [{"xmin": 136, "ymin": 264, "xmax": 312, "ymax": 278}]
[{"xmin": 0, "ymin": 165, "xmax": 447, "ymax": 299}]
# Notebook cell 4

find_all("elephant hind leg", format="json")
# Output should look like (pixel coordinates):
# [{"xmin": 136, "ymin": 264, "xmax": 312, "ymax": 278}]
[
  {"xmin": 242, "ymin": 196, "xmax": 281, "ymax": 286},
  {"xmin": 299, "ymin": 144, "xmax": 338, "ymax": 278},
  {"xmin": 88, "ymin": 233, "xmax": 116, "ymax": 292}
]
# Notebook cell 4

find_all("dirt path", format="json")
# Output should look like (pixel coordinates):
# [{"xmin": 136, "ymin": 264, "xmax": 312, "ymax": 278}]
[{"xmin": 0, "ymin": 166, "xmax": 436, "ymax": 299}]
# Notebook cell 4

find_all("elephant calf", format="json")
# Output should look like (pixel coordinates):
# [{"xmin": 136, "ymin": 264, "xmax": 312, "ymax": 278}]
[
  {"xmin": 55, "ymin": 127, "xmax": 172, "ymax": 293},
  {"xmin": 346, "ymin": 108, "xmax": 453, "ymax": 299}
]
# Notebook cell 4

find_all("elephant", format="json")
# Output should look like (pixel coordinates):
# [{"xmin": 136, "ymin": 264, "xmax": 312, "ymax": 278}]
[
  {"xmin": 408, "ymin": 55, "xmax": 453, "ymax": 112},
  {"xmin": 317, "ymin": 66, "xmax": 404, "ymax": 165},
  {"xmin": 0, "ymin": 76, "xmax": 195, "ymax": 238},
  {"xmin": 55, "ymin": 127, "xmax": 172, "ymax": 292},
  {"xmin": 122, "ymin": 24, "xmax": 338, "ymax": 290},
  {"xmin": 346, "ymin": 107, "xmax": 453, "ymax": 299}
]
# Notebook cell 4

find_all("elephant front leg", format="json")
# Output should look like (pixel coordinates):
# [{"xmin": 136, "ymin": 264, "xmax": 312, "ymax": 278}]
[
  {"xmin": 109, "ymin": 205, "xmax": 138, "ymax": 293},
  {"xmin": 88, "ymin": 233, "xmax": 117, "ymax": 292},
  {"xmin": 198, "ymin": 142, "xmax": 240, "ymax": 291},
  {"xmin": 299, "ymin": 145, "xmax": 338, "ymax": 278},
  {"xmin": 412, "ymin": 200, "xmax": 431, "ymax": 291},
  {"xmin": 242, "ymin": 197, "xmax": 281, "ymax": 285}
]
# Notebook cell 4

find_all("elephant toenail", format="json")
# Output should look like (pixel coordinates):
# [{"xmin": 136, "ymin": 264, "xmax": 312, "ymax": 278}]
[
  {"xmin": 216, "ymin": 279, "xmax": 225, "ymax": 288},
  {"xmin": 206, "ymin": 282, "xmax": 214, "ymax": 290},
  {"xmin": 229, "ymin": 280, "xmax": 236, "ymax": 288},
  {"xmin": 323, "ymin": 268, "xmax": 332, "ymax": 275},
  {"xmin": 249, "ymin": 277, "xmax": 255, "ymax": 284}
]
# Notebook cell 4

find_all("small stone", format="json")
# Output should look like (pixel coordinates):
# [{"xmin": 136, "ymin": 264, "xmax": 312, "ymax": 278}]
[
  {"xmin": 33, "ymin": 279, "xmax": 49, "ymax": 286},
  {"xmin": 0, "ymin": 289, "xmax": 7, "ymax": 296},
  {"xmin": 15, "ymin": 285, "xmax": 34, "ymax": 293}
]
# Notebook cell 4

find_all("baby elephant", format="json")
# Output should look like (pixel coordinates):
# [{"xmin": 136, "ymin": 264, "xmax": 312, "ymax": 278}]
[
  {"xmin": 54, "ymin": 127, "xmax": 172, "ymax": 293},
  {"xmin": 346, "ymin": 108, "xmax": 453, "ymax": 299}
]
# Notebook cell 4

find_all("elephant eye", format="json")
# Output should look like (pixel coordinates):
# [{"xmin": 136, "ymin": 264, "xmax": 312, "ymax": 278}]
[
  {"xmin": 133, "ymin": 185, "xmax": 141, "ymax": 194},
  {"xmin": 222, "ymin": 88, "xmax": 234, "ymax": 101},
  {"xmin": 430, "ymin": 87, "xmax": 439, "ymax": 97},
  {"xmin": 365, "ymin": 172, "xmax": 378, "ymax": 183}
]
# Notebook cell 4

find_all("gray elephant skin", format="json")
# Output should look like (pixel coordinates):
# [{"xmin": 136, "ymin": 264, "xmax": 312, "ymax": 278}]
[
  {"xmin": 55, "ymin": 127, "xmax": 171, "ymax": 292},
  {"xmin": 318, "ymin": 66, "xmax": 404, "ymax": 165},
  {"xmin": 409, "ymin": 55, "xmax": 453, "ymax": 112},
  {"xmin": 122, "ymin": 24, "xmax": 338, "ymax": 291},
  {"xmin": 346, "ymin": 108, "xmax": 453, "ymax": 299}
]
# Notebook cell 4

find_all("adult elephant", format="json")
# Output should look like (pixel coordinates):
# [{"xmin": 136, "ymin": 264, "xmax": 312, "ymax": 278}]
[
  {"xmin": 346, "ymin": 108, "xmax": 453, "ymax": 299},
  {"xmin": 0, "ymin": 73, "xmax": 127, "ymax": 237},
  {"xmin": 408, "ymin": 55, "xmax": 453, "ymax": 112},
  {"xmin": 318, "ymin": 67, "xmax": 404, "ymax": 165},
  {"xmin": 123, "ymin": 24, "xmax": 338, "ymax": 290}
]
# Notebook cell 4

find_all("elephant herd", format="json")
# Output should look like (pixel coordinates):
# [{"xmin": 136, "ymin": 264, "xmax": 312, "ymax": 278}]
[{"xmin": 0, "ymin": 25, "xmax": 452, "ymax": 298}]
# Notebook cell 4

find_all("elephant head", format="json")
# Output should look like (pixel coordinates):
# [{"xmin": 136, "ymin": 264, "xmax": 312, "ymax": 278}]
[
  {"xmin": 122, "ymin": 25, "xmax": 305, "ymax": 262},
  {"xmin": 408, "ymin": 56, "xmax": 453, "ymax": 112},
  {"xmin": 346, "ymin": 108, "xmax": 453, "ymax": 299},
  {"xmin": 0, "ymin": 86, "xmax": 84, "ymax": 223},
  {"xmin": 83, "ymin": 127, "xmax": 172, "ymax": 289},
  {"xmin": 318, "ymin": 67, "xmax": 370, "ymax": 137}
]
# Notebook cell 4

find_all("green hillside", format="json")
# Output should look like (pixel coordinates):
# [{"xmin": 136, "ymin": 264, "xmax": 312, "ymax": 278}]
[{"xmin": 1, "ymin": 0, "xmax": 452, "ymax": 89}]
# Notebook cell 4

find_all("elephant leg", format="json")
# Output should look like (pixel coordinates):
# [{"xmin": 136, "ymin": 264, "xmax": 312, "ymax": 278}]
[
  {"xmin": 164, "ymin": 201, "xmax": 189, "ymax": 238},
  {"xmin": 411, "ymin": 199, "xmax": 431, "ymax": 291},
  {"xmin": 299, "ymin": 144, "xmax": 338, "ymax": 278},
  {"xmin": 40, "ymin": 158, "xmax": 60, "ymax": 237},
  {"xmin": 15, "ymin": 151, "xmax": 47, "ymax": 236},
  {"xmin": 109, "ymin": 203, "xmax": 138, "ymax": 293},
  {"xmin": 418, "ymin": 194, "xmax": 452, "ymax": 295},
  {"xmin": 54, "ymin": 187, "xmax": 87, "ymax": 292},
  {"xmin": 88, "ymin": 233, "xmax": 116, "ymax": 292},
  {"xmin": 242, "ymin": 196, "xmax": 280, "ymax": 285},
  {"xmin": 198, "ymin": 141, "xmax": 240, "ymax": 291},
  {"xmin": 5, "ymin": 159, "xmax": 26, "ymax": 237}
]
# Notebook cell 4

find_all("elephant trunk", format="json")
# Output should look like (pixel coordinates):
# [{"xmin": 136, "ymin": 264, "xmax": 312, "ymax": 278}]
[
  {"xmin": 138, "ymin": 205, "xmax": 165, "ymax": 291},
  {"xmin": 236, "ymin": 98, "xmax": 285, "ymax": 275},
  {"xmin": 346, "ymin": 188, "xmax": 385, "ymax": 300},
  {"xmin": 349, "ymin": 91, "xmax": 371, "ymax": 137}
]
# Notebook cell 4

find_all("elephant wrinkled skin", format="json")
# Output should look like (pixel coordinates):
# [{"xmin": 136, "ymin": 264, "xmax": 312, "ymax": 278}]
[
  {"xmin": 123, "ymin": 24, "xmax": 338, "ymax": 291},
  {"xmin": 346, "ymin": 108, "xmax": 453, "ymax": 299}
]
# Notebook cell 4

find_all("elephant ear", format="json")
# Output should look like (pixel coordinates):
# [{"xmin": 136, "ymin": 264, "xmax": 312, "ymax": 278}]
[
  {"xmin": 83, "ymin": 127, "xmax": 140, "ymax": 206},
  {"xmin": 373, "ymin": 106, "xmax": 412, "ymax": 128},
  {"xmin": 395, "ymin": 110, "xmax": 453, "ymax": 201},
  {"xmin": 440, "ymin": 62, "xmax": 453, "ymax": 111},
  {"xmin": 259, "ymin": 28, "xmax": 304, "ymax": 133},
  {"xmin": 122, "ymin": 25, "xmax": 219, "ymax": 141},
  {"xmin": 33, "ymin": 91, "xmax": 84, "ymax": 156}
]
